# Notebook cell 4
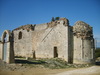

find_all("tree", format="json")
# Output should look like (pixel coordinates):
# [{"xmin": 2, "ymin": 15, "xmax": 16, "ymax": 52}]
[
  {"xmin": 51, "ymin": 17, "xmax": 60, "ymax": 22},
  {"xmin": 55, "ymin": 17, "xmax": 60, "ymax": 20},
  {"xmin": 51, "ymin": 17, "xmax": 55, "ymax": 21}
]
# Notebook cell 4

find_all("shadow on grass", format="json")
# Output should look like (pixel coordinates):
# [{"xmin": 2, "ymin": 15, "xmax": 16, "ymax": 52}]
[{"xmin": 15, "ymin": 59, "xmax": 46, "ymax": 64}]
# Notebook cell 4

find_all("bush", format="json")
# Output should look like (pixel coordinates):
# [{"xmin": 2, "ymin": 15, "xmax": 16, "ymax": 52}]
[
  {"xmin": 42, "ymin": 58, "xmax": 67, "ymax": 69},
  {"xmin": 51, "ymin": 17, "xmax": 60, "ymax": 22},
  {"xmin": 95, "ymin": 48, "xmax": 100, "ymax": 58}
]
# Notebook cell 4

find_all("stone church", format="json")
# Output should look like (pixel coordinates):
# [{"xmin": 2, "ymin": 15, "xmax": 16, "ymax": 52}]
[{"xmin": 0, "ymin": 18, "xmax": 95, "ymax": 64}]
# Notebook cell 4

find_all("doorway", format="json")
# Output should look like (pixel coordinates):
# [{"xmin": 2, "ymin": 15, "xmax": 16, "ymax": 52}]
[
  {"xmin": 3, "ymin": 33, "xmax": 8, "ymax": 61},
  {"xmin": 33, "ymin": 51, "xmax": 36, "ymax": 59},
  {"xmin": 54, "ymin": 47, "xmax": 58, "ymax": 58}
]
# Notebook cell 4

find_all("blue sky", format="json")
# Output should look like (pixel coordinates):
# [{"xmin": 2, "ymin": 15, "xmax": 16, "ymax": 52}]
[{"xmin": 0, "ymin": 0, "xmax": 100, "ymax": 47}]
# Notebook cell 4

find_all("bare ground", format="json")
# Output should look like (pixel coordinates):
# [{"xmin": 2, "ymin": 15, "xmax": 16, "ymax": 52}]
[
  {"xmin": 0, "ymin": 67, "xmax": 75, "ymax": 75},
  {"xmin": 0, "ymin": 59, "xmax": 100, "ymax": 75},
  {"xmin": 54, "ymin": 66, "xmax": 100, "ymax": 75},
  {"xmin": 0, "ymin": 66, "xmax": 100, "ymax": 75}
]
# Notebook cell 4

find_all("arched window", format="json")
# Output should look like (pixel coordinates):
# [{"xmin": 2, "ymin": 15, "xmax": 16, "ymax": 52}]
[
  {"xmin": 18, "ymin": 31, "xmax": 22, "ymax": 39},
  {"xmin": 4, "ymin": 33, "xmax": 8, "ymax": 42}
]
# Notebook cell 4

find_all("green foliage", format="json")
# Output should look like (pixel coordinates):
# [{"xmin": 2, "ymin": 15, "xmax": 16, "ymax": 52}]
[
  {"xmin": 15, "ymin": 58, "xmax": 91, "ymax": 69},
  {"xmin": 51, "ymin": 17, "xmax": 60, "ymax": 22},
  {"xmin": 25, "ymin": 58, "xmax": 91, "ymax": 69},
  {"xmin": 55, "ymin": 17, "xmax": 60, "ymax": 20},
  {"xmin": 42, "ymin": 58, "xmax": 67, "ymax": 69},
  {"xmin": 51, "ymin": 17, "xmax": 55, "ymax": 21},
  {"xmin": 95, "ymin": 48, "xmax": 100, "ymax": 58}
]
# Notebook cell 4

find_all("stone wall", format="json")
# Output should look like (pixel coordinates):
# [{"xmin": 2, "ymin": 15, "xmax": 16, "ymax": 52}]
[
  {"xmin": 0, "ymin": 30, "xmax": 14, "ymax": 63},
  {"xmin": 82, "ymin": 39, "xmax": 95, "ymax": 63},
  {"xmin": 73, "ymin": 36, "xmax": 83, "ymax": 63},
  {"xmin": 11, "ymin": 18, "xmax": 95, "ymax": 64},
  {"xmin": 73, "ymin": 36, "xmax": 95, "ymax": 64},
  {"xmin": 13, "ymin": 23, "xmax": 48, "ymax": 58},
  {"xmin": 35, "ymin": 20, "xmax": 70, "ymax": 61},
  {"xmin": 13, "ymin": 29, "xmax": 33, "ymax": 57},
  {"xmin": 13, "ymin": 19, "xmax": 73, "ymax": 62},
  {"xmin": 0, "ymin": 42, "xmax": 3, "ymax": 59},
  {"xmin": 35, "ymin": 23, "xmax": 48, "ymax": 31},
  {"xmin": 73, "ymin": 21, "xmax": 95, "ymax": 64}
]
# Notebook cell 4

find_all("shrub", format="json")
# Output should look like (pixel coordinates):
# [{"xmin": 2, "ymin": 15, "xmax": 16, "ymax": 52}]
[{"xmin": 95, "ymin": 48, "xmax": 100, "ymax": 58}]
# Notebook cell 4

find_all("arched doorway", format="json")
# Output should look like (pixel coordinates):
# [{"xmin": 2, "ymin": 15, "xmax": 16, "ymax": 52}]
[
  {"xmin": 54, "ymin": 46, "xmax": 58, "ymax": 58},
  {"xmin": 3, "ymin": 33, "xmax": 8, "ymax": 61},
  {"xmin": 1, "ymin": 30, "xmax": 14, "ymax": 63}
]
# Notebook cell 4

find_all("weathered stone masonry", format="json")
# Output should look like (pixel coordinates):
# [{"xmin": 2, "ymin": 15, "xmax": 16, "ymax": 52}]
[
  {"xmin": 0, "ymin": 18, "xmax": 95, "ymax": 64},
  {"xmin": 0, "ymin": 30, "xmax": 14, "ymax": 63},
  {"xmin": 73, "ymin": 21, "xmax": 95, "ymax": 64}
]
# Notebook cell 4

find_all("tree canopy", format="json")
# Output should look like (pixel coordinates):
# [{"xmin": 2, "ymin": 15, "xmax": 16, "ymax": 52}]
[{"xmin": 51, "ymin": 17, "xmax": 60, "ymax": 21}]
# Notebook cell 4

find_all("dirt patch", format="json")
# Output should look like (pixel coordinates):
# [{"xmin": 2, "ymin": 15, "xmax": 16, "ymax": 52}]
[
  {"xmin": 0, "ymin": 59, "xmax": 75, "ymax": 75},
  {"xmin": 0, "ymin": 66, "xmax": 100, "ymax": 75},
  {"xmin": 0, "ymin": 67, "xmax": 75, "ymax": 75},
  {"xmin": 55, "ymin": 66, "xmax": 100, "ymax": 75},
  {"xmin": 0, "ymin": 59, "xmax": 100, "ymax": 75}
]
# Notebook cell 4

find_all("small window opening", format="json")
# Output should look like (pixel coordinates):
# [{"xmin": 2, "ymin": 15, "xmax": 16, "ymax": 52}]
[
  {"xmin": 4, "ymin": 33, "xmax": 8, "ymax": 42},
  {"xmin": 18, "ymin": 31, "xmax": 22, "ymax": 39},
  {"xmin": 54, "ymin": 47, "xmax": 58, "ymax": 58}
]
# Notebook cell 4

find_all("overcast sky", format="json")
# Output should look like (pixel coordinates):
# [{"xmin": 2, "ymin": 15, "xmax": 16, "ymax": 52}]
[{"xmin": 0, "ymin": 0, "xmax": 100, "ymax": 47}]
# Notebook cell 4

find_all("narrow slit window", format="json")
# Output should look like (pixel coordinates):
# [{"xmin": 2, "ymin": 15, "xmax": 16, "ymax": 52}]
[{"xmin": 18, "ymin": 31, "xmax": 22, "ymax": 39}]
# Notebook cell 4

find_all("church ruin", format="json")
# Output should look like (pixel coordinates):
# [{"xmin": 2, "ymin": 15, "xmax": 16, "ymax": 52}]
[
  {"xmin": 0, "ymin": 18, "xmax": 95, "ymax": 64},
  {"xmin": 0, "ymin": 30, "xmax": 14, "ymax": 63}
]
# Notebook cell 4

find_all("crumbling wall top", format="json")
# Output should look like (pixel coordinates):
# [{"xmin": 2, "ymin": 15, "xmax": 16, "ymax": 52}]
[
  {"xmin": 13, "ymin": 24, "xmax": 35, "ymax": 31},
  {"xmin": 47, "ymin": 18, "xmax": 69, "ymax": 27},
  {"xmin": 60, "ymin": 18, "xmax": 69, "ymax": 25},
  {"xmin": 73, "ymin": 21, "xmax": 93, "ymax": 39},
  {"xmin": 13, "ymin": 18, "xmax": 70, "ymax": 31}
]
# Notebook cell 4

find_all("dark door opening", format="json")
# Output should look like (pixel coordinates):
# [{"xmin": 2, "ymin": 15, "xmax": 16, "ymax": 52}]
[
  {"xmin": 54, "ymin": 47, "xmax": 58, "ymax": 58},
  {"xmin": 33, "ymin": 51, "xmax": 36, "ymax": 59}
]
